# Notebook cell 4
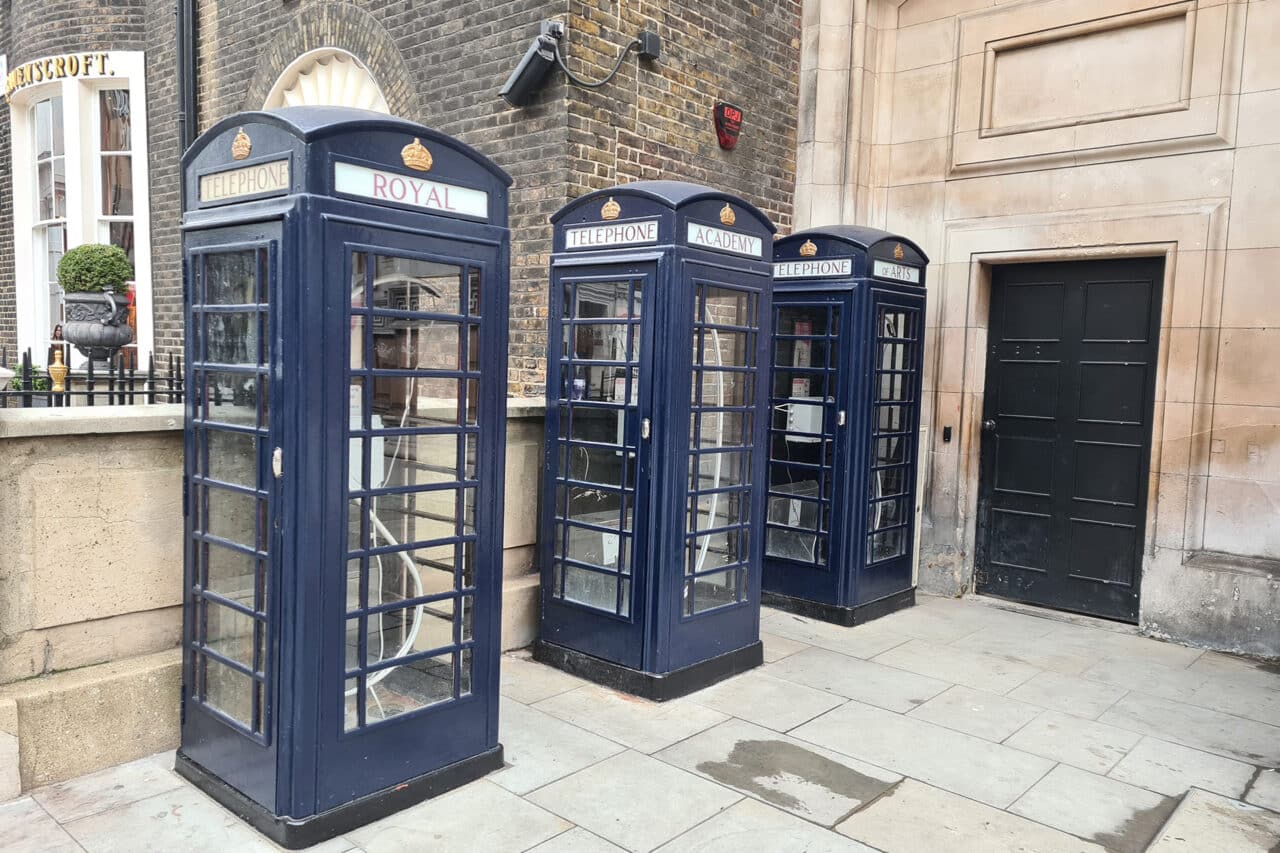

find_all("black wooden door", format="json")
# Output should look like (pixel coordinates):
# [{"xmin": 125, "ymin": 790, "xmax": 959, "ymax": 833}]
[{"xmin": 976, "ymin": 258, "xmax": 1163, "ymax": 622}]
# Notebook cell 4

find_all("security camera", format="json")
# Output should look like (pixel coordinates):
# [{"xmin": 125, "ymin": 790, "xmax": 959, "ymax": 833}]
[{"xmin": 500, "ymin": 24, "xmax": 563, "ymax": 107}]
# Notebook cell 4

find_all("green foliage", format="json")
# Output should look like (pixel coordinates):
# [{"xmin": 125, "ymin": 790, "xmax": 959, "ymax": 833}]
[
  {"xmin": 9, "ymin": 367, "xmax": 50, "ymax": 392},
  {"xmin": 56, "ymin": 244, "xmax": 133, "ymax": 294}
]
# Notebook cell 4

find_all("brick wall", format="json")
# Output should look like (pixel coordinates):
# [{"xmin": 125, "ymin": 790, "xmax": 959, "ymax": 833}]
[
  {"xmin": 193, "ymin": 0, "xmax": 801, "ymax": 394},
  {"xmin": 0, "ymin": 2, "xmax": 13, "ymax": 360}
]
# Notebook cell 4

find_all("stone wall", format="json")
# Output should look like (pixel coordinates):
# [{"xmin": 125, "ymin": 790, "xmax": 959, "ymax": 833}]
[{"xmin": 796, "ymin": 0, "xmax": 1280, "ymax": 657}]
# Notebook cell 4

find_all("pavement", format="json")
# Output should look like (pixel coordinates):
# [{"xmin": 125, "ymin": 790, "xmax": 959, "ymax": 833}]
[{"xmin": 3, "ymin": 594, "xmax": 1279, "ymax": 852}]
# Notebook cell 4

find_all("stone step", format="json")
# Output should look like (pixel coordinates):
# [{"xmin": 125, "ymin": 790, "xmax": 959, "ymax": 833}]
[{"xmin": 1144, "ymin": 787, "xmax": 1280, "ymax": 852}]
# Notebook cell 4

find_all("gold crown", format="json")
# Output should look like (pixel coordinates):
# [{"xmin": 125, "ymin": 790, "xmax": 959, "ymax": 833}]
[
  {"xmin": 231, "ymin": 128, "xmax": 251, "ymax": 161},
  {"xmin": 720, "ymin": 204, "xmax": 736, "ymax": 226},
  {"xmin": 601, "ymin": 197, "xmax": 621, "ymax": 220},
  {"xmin": 799, "ymin": 239, "xmax": 818, "ymax": 257},
  {"xmin": 401, "ymin": 137, "xmax": 433, "ymax": 172},
  {"xmin": 894, "ymin": 243, "xmax": 905, "ymax": 260}
]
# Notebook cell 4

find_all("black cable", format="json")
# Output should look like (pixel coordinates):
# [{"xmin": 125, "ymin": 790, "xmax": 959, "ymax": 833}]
[{"xmin": 553, "ymin": 35, "xmax": 641, "ymax": 89}]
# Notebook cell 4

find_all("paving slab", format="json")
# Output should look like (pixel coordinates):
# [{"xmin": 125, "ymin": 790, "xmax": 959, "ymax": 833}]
[
  {"xmin": 951, "ymin": 628, "xmax": 1100, "ymax": 677},
  {"xmin": 30, "ymin": 750, "xmax": 183, "ymax": 824},
  {"xmin": 527, "ymin": 750, "xmax": 741, "ymax": 852},
  {"xmin": 1080, "ymin": 657, "xmax": 1208, "ymax": 704},
  {"xmin": 760, "ymin": 610, "xmax": 911, "ymax": 659},
  {"xmin": 759, "ymin": 631, "xmax": 809, "ymax": 662},
  {"xmin": 62, "ymin": 784, "xmax": 288, "ymax": 853},
  {"xmin": 1145, "ymin": 788, "xmax": 1280, "ymax": 852},
  {"xmin": 655, "ymin": 797, "xmax": 876, "ymax": 853},
  {"xmin": 872, "ymin": 638, "xmax": 1042, "ymax": 695},
  {"xmin": 791, "ymin": 700, "xmax": 1053, "ymax": 808},
  {"xmin": 1006, "ymin": 670, "xmax": 1128, "ymax": 719},
  {"xmin": 655, "ymin": 718, "xmax": 900, "ymax": 826},
  {"xmin": 836, "ymin": 777, "xmax": 1106, "ymax": 853},
  {"xmin": 763, "ymin": 646, "xmax": 949, "ymax": 713},
  {"xmin": 0, "ymin": 798, "xmax": 81, "ymax": 853},
  {"xmin": 532, "ymin": 684, "xmax": 728, "ymax": 754},
  {"xmin": 906, "ymin": 684, "xmax": 1043, "ymax": 742},
  {"xmin": 1107, "ymin": 736, "xmax": 1255, "ymax": 799},
  {"xmin": 1009, "ymin": 765, "xmax": 1178, "ymax": 853},
  {"xmin": 346, "ymin": 780, "xmax": 569, "ymax": 853},
  {"xmin": 1099, "ymin": 692, "xmax": 1280, "ymax": 766},
  {"xmin": 1188, "ymin": 651, "xmax": 1280, "ymax": 683},
  {"xmin": 492, "ymin": 697, "xmax": 625, "ymax": 795},
  {"xmin": 687, "ymin": 670, "xmax": 844, "ymax": 732},
  {"xmin": 527, "ymin": 828, "xmax": 628, "ymax": 853},
  {"xmin": 1184, "ymin": 673, "xmax": 1280, "ymax": 727},
  {"xmin": 500, "ymin": 653, "xmax": 587, "ymax": 705},
  {"xmin": 1048, "ymin": 623, "xmax": 1204, "ymax": 670},
  {"xmin": 1004, "ymin": 710, "xmax": 1142, "ymax": 774},
  {"xmin": 1246, "ymin": 768, "xmax": 1280, "ymax": 812}
]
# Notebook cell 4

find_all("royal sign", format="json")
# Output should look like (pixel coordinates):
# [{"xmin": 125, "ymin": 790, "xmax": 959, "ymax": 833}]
[
  {"xmin": 686, "ymin": 222, "xmax": 763, "ymax": 258},
  {"xmin": 199, "ymin": 159, "xmax": 291, "ymax": 204},
  {"xmin": 333, "ymin": 162, "xmax": 489, "ymax": 220},
  {"xmin": 565, "ymin": 219, "xmax": 660, "ymax": 250},
  {"xmin": 774, "ymin": 258, "xmax": 853, "ymax": 279}
]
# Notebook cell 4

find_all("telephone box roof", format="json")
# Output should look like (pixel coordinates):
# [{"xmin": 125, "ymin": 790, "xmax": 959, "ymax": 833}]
[
  {"xmin": 552, "ymin": 180, "xmax": 776, "ymax": 233},
  {"xmin": 777, "ymin": 225, "xmax": 928, "ymax": 263}
]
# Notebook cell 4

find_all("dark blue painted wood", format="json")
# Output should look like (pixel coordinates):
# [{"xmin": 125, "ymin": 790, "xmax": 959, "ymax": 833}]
[
  {"xmin": 543, "ymin": 183, "xmax": 776, "ymax": 679},
  {"xmin": 764, "ymin": 227, "xmax": 928, "ymax": 616},
  {"xmin": 180, "ymin": 107, "xmax": 511, "ymax": 821}
]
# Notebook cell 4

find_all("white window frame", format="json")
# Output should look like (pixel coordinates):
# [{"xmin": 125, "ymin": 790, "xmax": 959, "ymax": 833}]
[{"xmin": 9, "ymin": 51, "xmax": 152, "ymax": 360}]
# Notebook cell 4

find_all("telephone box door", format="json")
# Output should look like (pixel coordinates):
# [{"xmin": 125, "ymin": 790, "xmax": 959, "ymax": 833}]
[
  {"xmin": 312, "ymin": 220, "xmax": 503, "ymax": 809},
  {"xmin": 541, "ymin": 261, "xmax": 655, "ymax": 670}
]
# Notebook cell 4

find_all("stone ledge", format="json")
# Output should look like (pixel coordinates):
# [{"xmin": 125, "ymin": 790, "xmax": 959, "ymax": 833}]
[
  {"xmin": 0, "ymin": 404, "xmax": 184, "ymax": 438},
  {"xmin": 0, "ymin": 648, "xmax": 181, "ymax": 791}
]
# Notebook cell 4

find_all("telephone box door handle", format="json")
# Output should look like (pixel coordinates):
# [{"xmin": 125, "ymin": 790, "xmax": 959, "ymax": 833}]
[
  {"xmin": 837, "ymin": 410, "xmax": 847, "ymax": 427},
  {"xmin": 272, "ymin": 447, "xmax": 284, "ymax": 479},
  {"xmin": 640, "ymin": 418, "xmax": 651, "ymax": 440}
]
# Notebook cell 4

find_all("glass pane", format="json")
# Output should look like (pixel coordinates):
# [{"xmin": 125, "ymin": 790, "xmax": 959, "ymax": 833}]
[
  {"xmin": 51, "ymin": 97, "xmax": 64, "ymax": 156},
  {"xmin": 563, "ymin": 566, "xmax": 619, "ymax": 611},
  {"xmin": 876, "ymin": 405, "xmax": 907, "ymax": 433},
  {"xmin": 868, "ymin": 529, "xmax": 906, "ymax": 562},
  {"xmin": 101, "ymin": 155, "xmax": 133, "ymax": 216},
  {"xmin": 372, "ymin": 256, "xmax": 461, "ymax": 314},
  {"xmin": 35, "ymin": 99, "xmax": 53, "ymax": 158},
  {"xmin": 204, "ymin": 657, "xmax": 255, "ymax": 728},
  {"xmin": 880, "ymin": 342, "xmax": 907, "ymax": 371},
  {"xmin": 566, "ymin": 280, "xmax": 636, "ymax": 321},
  {"xmin": 205, "ymin": 313, "xmax": 259, "ymax": 365},
  {"xmin": 870, "ymin": 466, "xmax": 909, "ymax": 499},
  {"xmin": 361, "ymin": 604, "xmax": 454, "ymax": 668},
  {"xmin": 564, "ymin": 323, "xmax": 636, "ymax": 362},
  {"xmin": 694, "ymin": 370, "xmax": 751, "ymax": 407},
  {"xmin": 205, "ymin": 251, "xmax": 258, "ymax": 305},
  {"xmin": 565, "ymin": 524, "xmax": 626, "ymax": 570},
  {"xmin": 880, "ymin": 311, "xmax": 909, "ymax": 339},
  {"xmin": 701, "ymin": 286, "xmax": 750, "ymax": 327},
  {"xmin": 37, "ymin": 161, "xmax": 53, "ymax": 220},
  {"xmin": 688, "ymin": 531, "xmax": 740, "ymax": 574},
  {"xmin": 694, "ymin": 411, "xmax": 751, "ymax": 446},
  {"xmin": 691, "ymin": 451, "xmax": 747, "ymax": 490},
  {"xmin": 368, "ymin": 376, "xmax": 461, "ymax": 428},
  {"xmin": 205, "ymin": 543, "xmax": 261, "ymax": 604},
  {"xmin": 203, "ymin": 371, "xmax": 259, "ymax": 426},
  {"xmin": 359, "ymin": 490, "xmax": 460, "ymax": 545},
  {"xmin": 364, "ymin": 653, "xmax": 455, "ymax": 723},
  {"xmin": 207, "ymin": 429, "xmax": 258, "ymax": 488},
  {"xmin": 205, "ymin": 487, "xmax": 261, "ymax": 549},
  {"xmin": 876, "ymin": 373, "xmax": 909, "ymax": 403},
  {"xmin": 766, "ymin": 526, "xmax": 820, "ymax": 563},
  {"xmin": 563, "ymin": 442, "xmax": 627, "ymax": 489},
  {"xmin": 98, "ymin": 90, "xmax": 131, "ymax": 151},
  {"xmin": 205, "ymin": 601, "xmax": 257, "ymax": 670},
  {"xmin": 875, "ymin": 436, "xmax": 909, "ymax": 466},
  {"xmin": 53, "ymin": 156, "xmax": 67, "ymax": 219},
  {"xmin": 359, "ymin": 317, "xmax": 459, "ymax": 371},
  {"xmin": 565, "ymin": 486, "xmax": 630, "ymax": 530},
  {"xmin": 362, "ymin": 433, "xmax": 462, "ymax": 490},
  {"xmin": 868, "ymin": 498, "xmax": 908, "ymax": 531},
  {"xmin": 691, "ymin": 570, "xmax": 738, "ymax": 613},
  {"xmin": 108, "ymin": 221, "xmax": 135, "ymax": 265}
]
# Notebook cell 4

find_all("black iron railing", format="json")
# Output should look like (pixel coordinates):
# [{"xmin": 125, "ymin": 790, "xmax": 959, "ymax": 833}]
[{"xmin": 0, "ymin": 346, "xmax": 184, "ymax": 408}]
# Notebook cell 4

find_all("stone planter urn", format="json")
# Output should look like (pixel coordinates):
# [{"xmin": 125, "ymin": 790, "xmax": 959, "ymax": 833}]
[
  {"xmin": 62, "ymin": 290, "xmax": 134, "ymax": 366},
  {"xmin": 54, "ymin": 243, "xmax": 135, "ymax": 370}
]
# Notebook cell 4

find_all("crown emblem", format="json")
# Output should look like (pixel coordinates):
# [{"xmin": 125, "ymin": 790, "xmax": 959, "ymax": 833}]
[
  {"xmin": 720, "ymin": 204, "xmax": 736, "ymax": 227},
  {"xmin": 601, "ymin": 197, "xmax": 621, "ymax": 221},
  {"xmin": 894, "ymin": 243, "xmax": 905, "ymax": 260},
  {"xmin": 401, "ymin": 137, "xmax": 433, "ymax": 172},
  {"xmin": 799, "ymin": 239, "xmax": 818, "ymax": 257},
  {"xmin": 231, "ymin": 128, "xmax": 251, "ymax": 161}
]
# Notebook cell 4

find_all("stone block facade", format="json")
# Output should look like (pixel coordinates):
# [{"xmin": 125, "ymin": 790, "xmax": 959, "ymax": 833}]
[{"xmin": 797, "ymin": 0, "xmax": 1279, "ymax": 656}]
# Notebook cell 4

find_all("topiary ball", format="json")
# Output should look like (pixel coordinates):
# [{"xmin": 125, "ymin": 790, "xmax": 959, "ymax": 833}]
[{"xmin": 56, "ymin": 244, "xmax": 134, "ymax": 294}]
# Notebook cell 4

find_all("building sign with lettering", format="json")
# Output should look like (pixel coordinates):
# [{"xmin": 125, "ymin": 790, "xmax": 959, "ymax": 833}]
[
  {"xmin": 775, "ymin": 258, "xmax": 853, "ymax": 279},
  {"xmin": 686, "ymin": 222, "xmax": 763, "ymax": 258},
  {"xmin": 199, "ymin": 159, "xmax": 291, "ymax": 204},
  {"xmin": 5, "ymin": 52, "xmax": 114, "ymax": 99},
  {"xmin": 334, "ymin": 162, "xmax": 488, "ymax": 220},
  {"xmin": 872, "ymin": 259, "xmax": 922, "ymax": 284},
  {"xmin": 565, "ymin": 219, "xmax": 660, "ymax": 250}
]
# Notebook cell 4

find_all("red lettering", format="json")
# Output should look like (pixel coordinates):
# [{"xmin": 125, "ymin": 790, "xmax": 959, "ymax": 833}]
[
  {"xmin": 442, "ymin": 186, "xmax": 458, "ymax": 211},
  {"xmin": 409, "ymin": 179, "xmax": 423, "ymax": 204},
  {"xmin": 389, "ymin": 177, "xmax": 406, "ymax": 201},
  {"xmin": 425, "ymin": 185, "xmax": 443, "ymax": 209},
  {"xmin": 372, "ymin": 172, "xmax": 387, "ymax": 198}
]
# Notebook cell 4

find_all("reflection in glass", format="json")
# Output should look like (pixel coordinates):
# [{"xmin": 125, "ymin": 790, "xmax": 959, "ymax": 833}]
[
  {"xmin": 205, "ymin": 487, "xmax": 261, "ymax": 549},
  {"xmin": 205, "ymin": 657, "xmax": 255, "ymax": 728},
  {"xmin": 207, "ymin": 429, "xmax": 257, "ymax": 488},
  {"xmin": 203, "ymin": 371, "xmax": 258, "ymax": 426},
  {"xmin": 205, "ymin": 252, "xmax": 258, "ymax": 305},
  {"xmin": 205, "ymin": 601, "xmax": 257, "ymax": 670},
  {"xmin": 368, "ymin": 256, "xmax": 461, "ymax": 315}
]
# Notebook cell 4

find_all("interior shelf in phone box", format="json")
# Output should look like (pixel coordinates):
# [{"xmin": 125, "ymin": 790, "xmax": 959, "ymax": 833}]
[
  {"xmin": 540, "ymin": 182, "xmax": 776, "ymax": 700},
  {"xmin": 762, "ymin": 226, "xmax": 928, "ymax": 627},
  {"xmin": 177, "ymin": 107, "xmax": 512, "ymax": 848}
]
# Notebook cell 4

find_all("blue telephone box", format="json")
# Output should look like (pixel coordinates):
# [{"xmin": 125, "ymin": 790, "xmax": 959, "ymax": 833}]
[
  {"xmin": 763, "ymin": 226, "xmax": 928, "ymax": 625},
  {"xmin": 537, "ymin": 182, "xmax": 775, "ymax": 700},
  {"xmin": 176, "ymin": 107, "xmax": 511, "ymax": 847}
]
